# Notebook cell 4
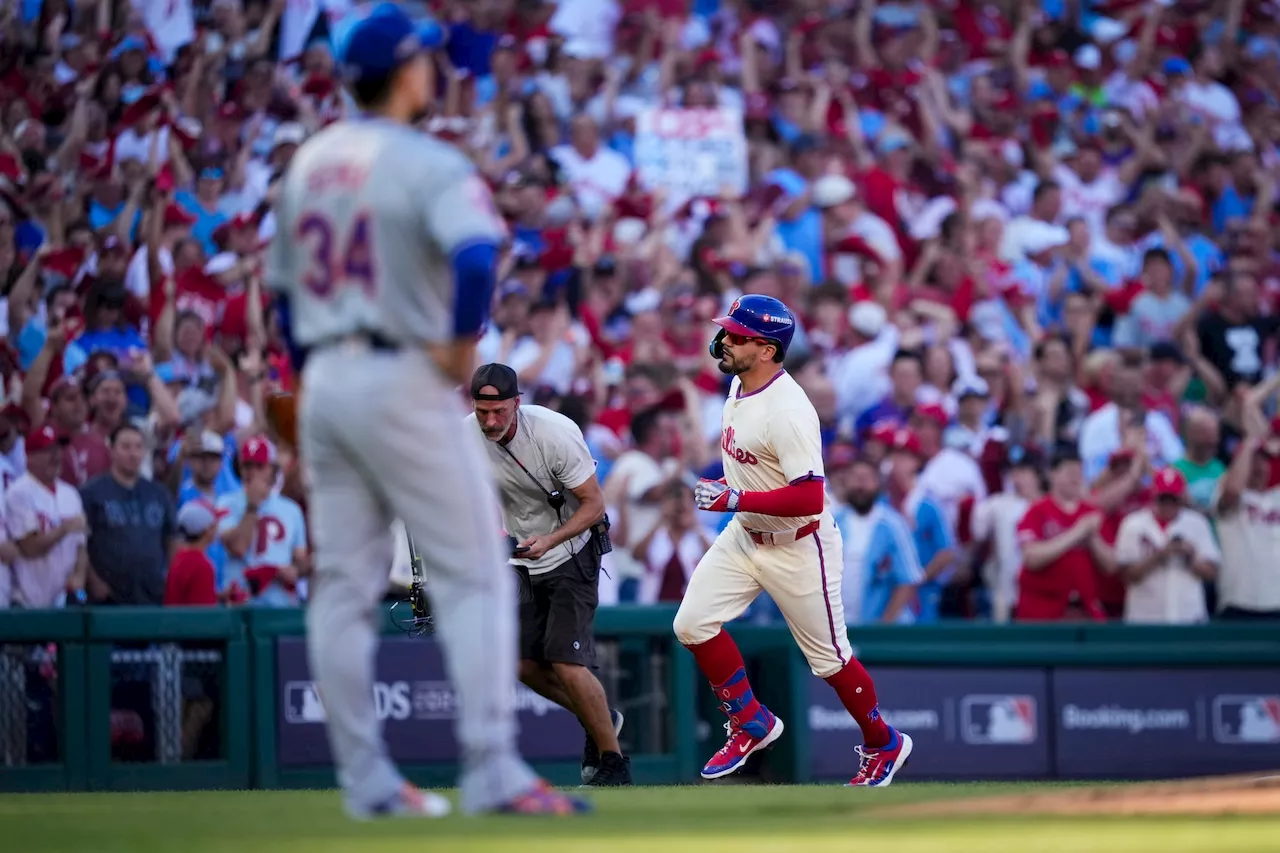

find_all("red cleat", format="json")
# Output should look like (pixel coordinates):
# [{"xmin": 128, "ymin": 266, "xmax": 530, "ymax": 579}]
[
  {"xmin": 847, "ymin": 730, "xmax": 913, "ymax": 787},
  {"xmin": 495, "ymin": 780, "xmax": 593, "ymax": 815},
  {"xmin": 701, "ymin": 712, "xmax": 785, "ymax": 779}
]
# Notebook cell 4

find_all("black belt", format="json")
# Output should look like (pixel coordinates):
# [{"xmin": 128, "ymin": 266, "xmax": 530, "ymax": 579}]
[{"xmin": 308, "ymin": 331, "xmax": 401, "ymax": 354}]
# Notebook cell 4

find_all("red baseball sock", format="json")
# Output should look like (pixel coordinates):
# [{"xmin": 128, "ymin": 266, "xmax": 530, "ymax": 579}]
[
  {"xmin": 825, "ymin": 659, "xmax": 893, "ymax": 748},
  {"xmin": 683, "ymin": 629, "xmax": 745, "ymax": 686},
  {"xmin": 685, "ymin": 630, "xmax": 771, "ymax": 734}
]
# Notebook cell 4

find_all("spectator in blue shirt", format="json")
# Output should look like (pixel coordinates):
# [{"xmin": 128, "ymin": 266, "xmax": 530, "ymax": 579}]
[
  {"xmin": 831, "ymin": 453, "xmax": 923, "ymax": 625},
  {"xmin": 768, "ymin": 135, "xmax": 827, "ymax": 280},
  {"xmin": 12, "ymin": 272, "xmax": 89, "ymax": 376},
  {"xmin": 1140, "ymin": 188, "xmax": 1224, "ymax": 297},
  {"xmin": 885, "ymin": 429, "xmax": 957, "ymax": 624},
  {"xmin": 1196, "ymin": 150, "xmax": 1256, "ymax": 237},
  {"xmin": 87, "ymin": 171, "xmax": 142, "ymax": 242},
  {"xmin": 176, "ymin": 168, "xmax": 232, "ymax": 256},
  {"xmin": 855, "ymin": 350, "xmax": 925, "ymax": 440},
  {"xmin": 167, "ymin": 429, "xmax": 239, "ymax": 588}
]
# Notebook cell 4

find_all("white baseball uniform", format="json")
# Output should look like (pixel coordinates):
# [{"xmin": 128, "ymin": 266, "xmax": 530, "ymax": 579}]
[
  {"xmin": 266, "ymin": 120, "xmax": 536, "ymax": 813},
  {"xmin": 1212, "ymin": 484, "xmax": 1280, "ymax": 614},
  {"xmin": 673, "ymin": 371, "xmax": 853, "ymax": 677},
  {"xmin": 4, "ymin": 474, "xmax": 85, "ymax": 608},
  {"xmin": 1114, "ymin": 506, "xmax": 1219, "ymax": 624},
  {"xmin": 0, "ymin": 500, "xmax": 10, "ymax": 609}
]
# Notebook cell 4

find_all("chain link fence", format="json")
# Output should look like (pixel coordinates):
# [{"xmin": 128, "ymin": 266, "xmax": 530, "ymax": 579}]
[
  {"xmin": 595, "ymin": 637, "xmax": 672, "ymax": 757},
  {"xmin": 0, "ymin": 642, "xmax": 60, "ymax": 767},
  {"xmin": 108, "ymin": 642, "xmax": 224, "ymax": 764}
]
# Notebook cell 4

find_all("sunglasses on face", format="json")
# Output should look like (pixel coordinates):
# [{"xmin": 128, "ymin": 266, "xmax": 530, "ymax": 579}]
[{"xmin": 722, "ymin": 332, "xmax": 770, "ymax": 347}]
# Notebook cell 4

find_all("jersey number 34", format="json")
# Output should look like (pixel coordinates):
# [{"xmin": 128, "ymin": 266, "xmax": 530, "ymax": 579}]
[{"xmin": 296, "ymin": 211, "xmax": 375, "ymax": 297}]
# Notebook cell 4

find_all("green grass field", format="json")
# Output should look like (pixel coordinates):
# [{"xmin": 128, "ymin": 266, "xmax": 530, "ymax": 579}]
[{"xmin": 3, "ymin": 785, "xmax": 1278, "ymax": 853}]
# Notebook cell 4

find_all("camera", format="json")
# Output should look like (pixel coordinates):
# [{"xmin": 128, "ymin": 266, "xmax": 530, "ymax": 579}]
[
  {"xmin": 590, "ymin": 515, "xmax": 613, "ymax": 557},
  {"xmin": 546, "ymin": 489, "xmax": 566, "ymax": 512}
]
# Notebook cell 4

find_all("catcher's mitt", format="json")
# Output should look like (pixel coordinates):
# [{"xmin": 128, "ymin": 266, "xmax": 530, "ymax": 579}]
[{"xmin": 265, "ymin": 390, "xmax": 299, "ymax": 449}]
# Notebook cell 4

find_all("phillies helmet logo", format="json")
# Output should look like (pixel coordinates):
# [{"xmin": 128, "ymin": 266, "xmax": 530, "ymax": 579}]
[{"xmin": 729, "ymin": 298, "xmax": 741, "ymax": 314}]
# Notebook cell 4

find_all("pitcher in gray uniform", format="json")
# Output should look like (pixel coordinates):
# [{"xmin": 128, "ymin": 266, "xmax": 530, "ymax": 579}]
[{"xmin": 264, "ymin": 3, "xmax": 589, "ymax": 819}]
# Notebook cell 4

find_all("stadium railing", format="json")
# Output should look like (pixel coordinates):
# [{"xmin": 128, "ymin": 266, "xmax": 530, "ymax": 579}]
[{"xmin": 1, "ymin": 609, "xmax": 1278, "ymax": 791}]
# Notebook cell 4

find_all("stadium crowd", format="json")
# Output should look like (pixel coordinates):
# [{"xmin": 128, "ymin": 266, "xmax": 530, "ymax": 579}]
[{"xmin": 0, "ymin": 0, "xmax": 1278, "ymax": 624}]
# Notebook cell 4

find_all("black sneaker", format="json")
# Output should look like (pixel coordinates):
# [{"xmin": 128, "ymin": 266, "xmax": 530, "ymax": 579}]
[
  {"xmin": 583, "ymin": 751, "xmax": 632, "ymax": 787},
  {"xmin": 581, "ymin": 709, "xmax": 625, "ymax": 783}
]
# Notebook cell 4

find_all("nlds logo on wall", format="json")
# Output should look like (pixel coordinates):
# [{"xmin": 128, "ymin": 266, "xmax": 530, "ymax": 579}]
[
  {"xmin": 960, "ymin": 695, "xmax": 1038, "ymax": 745},
  {"xmin": 1213, "ymin": 696, "xmax": 1280, "ymax": 744},
  {"xmin": 283, "ymin": 680, "xmax": 413, "ymax": 724}
]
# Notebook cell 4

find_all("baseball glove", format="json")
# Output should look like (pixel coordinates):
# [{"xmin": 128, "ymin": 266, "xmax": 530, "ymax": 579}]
[{"xmin": 265, "ymin": 390, "xmax": 300, "ymax": 449}]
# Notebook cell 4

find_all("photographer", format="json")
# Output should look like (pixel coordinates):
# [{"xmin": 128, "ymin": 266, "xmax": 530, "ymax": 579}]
[{"xmin": 467, "ymin": 363, "xmax": 631, "ymax": 787}]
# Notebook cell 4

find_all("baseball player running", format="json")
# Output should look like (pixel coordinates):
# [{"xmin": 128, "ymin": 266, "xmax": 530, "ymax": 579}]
[
  {"xmin": 265, "ymin": 4, "xmax": 587, "ymax": 818},
  {"xmin": 675, "ymin": 294, "xmax": 913, "ymax": 786}
]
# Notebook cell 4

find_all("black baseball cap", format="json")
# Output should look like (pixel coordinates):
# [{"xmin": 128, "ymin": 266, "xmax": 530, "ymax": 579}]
[
  {"xmin": 1150, "ymin": 341, "xmax": 1185, "ymax": 365},
  {"xmin": 1050, "ymin": 445, "xmax": 1082, "ymax": 470},
  {"xmin": 470, "ymin": 363, "xmax": 520, "ymax": 401}
]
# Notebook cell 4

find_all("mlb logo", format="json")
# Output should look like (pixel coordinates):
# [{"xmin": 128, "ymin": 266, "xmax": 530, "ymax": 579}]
[
  {"xmin": 284, "ymin": 681, "xmax": 327, "ymax": 724},
  {"xmin": 960, "ymin": 695, "xmax": 1038, "ymax": 745},
  {"xmin": 1213, "ymin": 696, "xmax": 1280, "ymax": 745}
]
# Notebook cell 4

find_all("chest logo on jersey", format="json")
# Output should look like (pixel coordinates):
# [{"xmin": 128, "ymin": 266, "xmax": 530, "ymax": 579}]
[
  {"xmin": 721, "ymin": 426, "xmax": 759, "ymax": 466},
  {"xmin": 1244, "ymin": 503, "xmax": 1280, "ymax": 526}
]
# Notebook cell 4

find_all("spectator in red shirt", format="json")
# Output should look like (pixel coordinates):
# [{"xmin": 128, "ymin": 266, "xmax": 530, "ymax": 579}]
[
  {"xmin": 1089, "ymin": 442, "xmax": 1154, "ymax": 620},
  {"xmin": 164, "ymin": 502, "xmax": 219, "ymax": 606},
  {"xmin": 1015, "ymin": 448, "xmax": 1107, "ymax": 621}
]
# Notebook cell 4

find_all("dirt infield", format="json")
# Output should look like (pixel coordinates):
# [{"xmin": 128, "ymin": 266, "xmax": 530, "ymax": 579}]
[{"xmin": 873, "ymin": 774, "xmax": 1280, "ymax": 818}]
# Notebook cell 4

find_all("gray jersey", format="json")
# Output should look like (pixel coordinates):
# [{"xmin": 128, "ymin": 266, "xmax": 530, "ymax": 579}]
[
  {"xmin": 464, "ymin": 405, "xmax": 596, "ymax": 575},
  {"xmin": 265, "ymin": 120, "xmax": 507, "ymax": 347}
]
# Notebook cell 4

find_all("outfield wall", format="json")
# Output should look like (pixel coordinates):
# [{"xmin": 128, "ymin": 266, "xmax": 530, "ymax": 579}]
[{"xmin": 1, "ymin": 607, "xmax": 1278, "ymax": 792}]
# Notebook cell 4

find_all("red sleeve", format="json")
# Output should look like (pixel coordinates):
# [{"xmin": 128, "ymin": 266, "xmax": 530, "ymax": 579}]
[
  {"xmin": 577, "ymin": 305, "xmax": 617, "ymax": 360},
  {"xmin": 736, "ymin": 478, "xmax": 825, "ymax": 517},
  {"xmin": 163, "ymin": 554, "xmax": 188, "ymax": 605},
  {"xmin": 165, "ymin": 551, "xmax": 219, "ymax": 605},
  {"xmin": 1104, "ymin": 280, "xmax": 1144, "ymax": 315},
  {"xmin": 187, "ymin": 554, "xmax": 219, "ymax": 605},
  {"xmin": 861, "ymin": 170, "xmax": 899, "ymax": 227},
  {"xmin": 1100, "ymin": 511, "xmax": 1123, "ymax": 546},
  {"xmin": 949, "ymin": 277, "xmax": 976, "ymax": 323},
  {"xmin": 956, "ymin": 495, "xmax": 976, "ymax": 545},
  {"xmin": 830, "ymin": 234, "xmax": 883, "ymax": 261},
  {"xmin": 1016, "ymin": 502, "xmax": 1043, "ymax": 544},
  {"xmin": 148, "ymin": 276, "xmax": 170, "ymax": 342}
]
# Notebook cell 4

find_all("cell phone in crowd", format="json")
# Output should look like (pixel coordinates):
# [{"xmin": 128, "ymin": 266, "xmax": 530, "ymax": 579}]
[{"xmin": 512, "ymin": 545, "xmax": 531, "ymax": 556}]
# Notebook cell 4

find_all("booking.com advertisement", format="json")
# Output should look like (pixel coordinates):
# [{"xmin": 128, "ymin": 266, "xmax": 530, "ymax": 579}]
[
  {"xmin": 806, "ymin": 667, "xmax": 1280, "ymax": 781},
  {"xmin": 274, "ymin": 637, "xmax": 582, "ymax": 768}
]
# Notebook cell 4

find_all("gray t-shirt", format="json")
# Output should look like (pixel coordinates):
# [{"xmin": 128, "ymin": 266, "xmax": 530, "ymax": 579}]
[
  {"xmin": 1112, "ymin": 291, "xmax": 1192, "ymax": 349},
  {"xmin": 265, "ymin": 120, "xmax": 508, "ymax": 347},
  {"xmin": 79, "ymin": 474, "xmax": 177, "ymax": 605},
  {"xmin": 465, "ymin": 405, "xmax": 596, "ymax": 575}
]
